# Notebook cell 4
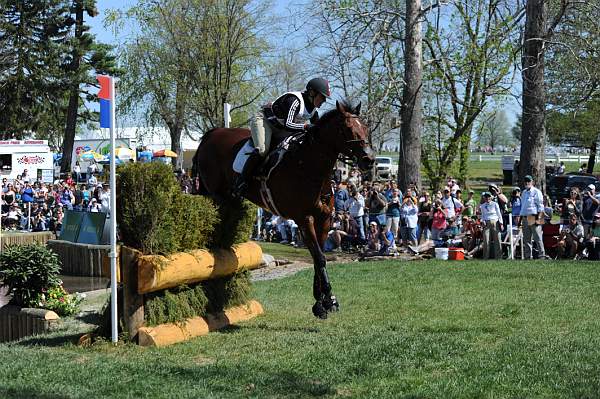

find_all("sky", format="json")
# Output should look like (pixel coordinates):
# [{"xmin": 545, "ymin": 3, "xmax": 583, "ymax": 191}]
[{"xmin": 87, "ymin": 0, "xmax": 520, "ymax": 128}]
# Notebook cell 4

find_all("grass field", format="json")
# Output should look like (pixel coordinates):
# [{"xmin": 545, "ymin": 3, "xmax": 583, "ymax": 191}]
[{"xmin": 2, "ymin": 259, "xmax": 600, "ymax": 398}]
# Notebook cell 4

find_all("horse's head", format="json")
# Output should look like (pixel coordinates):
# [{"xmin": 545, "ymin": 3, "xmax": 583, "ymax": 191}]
[{"xmin": 333, "ymin": 100, "xmax": 375, "ymax": 172}]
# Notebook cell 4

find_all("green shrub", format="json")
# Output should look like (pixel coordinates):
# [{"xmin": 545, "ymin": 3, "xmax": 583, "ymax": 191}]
[
  {"xmin": 143, "ymin": 271, "xmax": 252, "ymax": 326},
  {"xmin": 203, "ymin": 270, "xmax": 252, "ymax": 314},
  {"xmin": 171, "ymin": 193, "xmax": 219, "ymax": 250},
  {"xmin": 145, "ymin": 284, "xmax": 209, "ymax": 326},
  {"xmin": 117, "ymin": 162, "xmax": 180, "ymax": 254},
  {"xmin": 0, "ymin": 244, "xmax": 62, "ymax": 307},
  {"xmin": 212, "ymin": 199, "xmax": 257, "ymax": 248},
  {"xmin": 117, "ymin": 163, "xmax": 219, "ymax": 254}
]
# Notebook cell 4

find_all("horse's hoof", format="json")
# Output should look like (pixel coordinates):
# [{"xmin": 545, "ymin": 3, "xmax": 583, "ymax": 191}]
[
  {"xmin": 312, "ymin": 302, "xmax": 328, "ymax": 319},
  {"xmin": 323, "ymin": 295, "xmax": 340, "ymax": 312}
]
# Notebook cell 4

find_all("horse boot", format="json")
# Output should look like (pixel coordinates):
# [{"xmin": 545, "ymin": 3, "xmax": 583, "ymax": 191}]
[{"xmin": 232, "ymin": 148, "xmax": 263, "ymax": 199}]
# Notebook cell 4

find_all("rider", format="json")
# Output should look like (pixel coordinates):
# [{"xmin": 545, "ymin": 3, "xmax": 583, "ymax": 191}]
[{"xmin": 232, "ymin": 77, "xmax": 331, "ymax": 198}]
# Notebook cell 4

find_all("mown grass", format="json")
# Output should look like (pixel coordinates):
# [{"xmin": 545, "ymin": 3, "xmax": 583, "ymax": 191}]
[
  {"xmin": 2, "ymin": 259, "xmax": 600, "ymax": 398},
  {"xmin": 258, "ymin": 241, "xmax": 311, "ymax": 261}
]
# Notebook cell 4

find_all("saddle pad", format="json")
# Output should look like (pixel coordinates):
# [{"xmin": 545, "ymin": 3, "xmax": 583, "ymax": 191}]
[{"xmin": 233, "ymin": 140, "xmax": 254, "ymax": 173}]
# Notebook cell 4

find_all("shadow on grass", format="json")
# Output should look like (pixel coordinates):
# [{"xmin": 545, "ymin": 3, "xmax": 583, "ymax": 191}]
[
  {"xmin": 0, "ymin": 387, "xmax": 70, "ymax": 399},
  {"xmin": 15, "ymin": 333, "xmax": 82, "ymax": 347}
]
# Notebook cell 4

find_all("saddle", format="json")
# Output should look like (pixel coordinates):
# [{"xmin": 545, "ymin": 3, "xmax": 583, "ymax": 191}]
[{"xmin": 257, "ymin": 133, "xmax": 305, "ymax": 179}]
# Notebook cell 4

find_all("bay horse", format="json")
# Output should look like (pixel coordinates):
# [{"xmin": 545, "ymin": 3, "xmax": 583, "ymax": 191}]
[{"xmin": 193, "ymin": 100, "xmax": 375, "ymax": 319}]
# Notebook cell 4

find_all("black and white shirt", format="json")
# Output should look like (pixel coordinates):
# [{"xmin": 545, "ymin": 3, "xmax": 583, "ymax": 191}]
[{"xmin": 270, "ymin": 91, "xmax": 318, "ymax": 132}]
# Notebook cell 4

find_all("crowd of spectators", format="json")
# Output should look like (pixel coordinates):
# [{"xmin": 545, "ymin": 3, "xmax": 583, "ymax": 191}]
[
  {"xmin": 0, "ymin": 169, "xmax": 111, "ymax": 233},
  {"xmin": 257, "ymin": 166, "xmax": 600, "ymax": 261}
]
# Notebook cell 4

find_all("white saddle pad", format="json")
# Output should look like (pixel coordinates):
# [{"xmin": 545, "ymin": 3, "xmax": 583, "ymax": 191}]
[{"xmin": 233, "ymin": 140, "xmax": 255, "ymax": 173}]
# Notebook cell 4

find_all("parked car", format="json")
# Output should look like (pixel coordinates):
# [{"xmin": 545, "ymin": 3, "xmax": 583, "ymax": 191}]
[
  {"xmin": 547, "ymin": 173, "xmax": 600, "ymax": 203},
  {"xmin": 374, "ymin": 156, "xmax": 398, "ymax": 180}
]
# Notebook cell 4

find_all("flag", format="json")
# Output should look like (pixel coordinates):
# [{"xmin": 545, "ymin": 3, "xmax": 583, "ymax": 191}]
[{"xmin": 97, "ymin": 75, "xmax": 113, "ymax": 128}]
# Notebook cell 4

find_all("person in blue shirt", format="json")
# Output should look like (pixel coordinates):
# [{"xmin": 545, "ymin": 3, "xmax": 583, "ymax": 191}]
[
  {"xmin": 333, "ymin": 181, "xmax": 349, "ymax": 213},
  {"xmin": 379, "ymin": 226, "xmax": 395, "ymax": 255},
  {"xmin": 519, "ymin": 175, "xmax": 546, "ymax": 259},
  {"xmin": 510, "ymin": 187, "xmax": 521, "ymax": 226}
]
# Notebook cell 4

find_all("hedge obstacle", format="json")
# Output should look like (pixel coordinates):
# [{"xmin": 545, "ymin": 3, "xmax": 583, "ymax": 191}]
[{"xmin": 110, "ymin": 163, "xmax": 264, "ymax": 347}]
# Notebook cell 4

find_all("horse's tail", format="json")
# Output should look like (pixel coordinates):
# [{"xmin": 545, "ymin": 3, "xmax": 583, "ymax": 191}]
[{"xmin": 192, "ymin": 128, "xmax": 219, "ymax": 195}]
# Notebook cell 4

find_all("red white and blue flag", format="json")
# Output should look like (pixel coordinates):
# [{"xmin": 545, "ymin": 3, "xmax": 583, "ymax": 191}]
[{"xmin": 97, "ymin": 75, "xmax": 113, "ymax": 128}]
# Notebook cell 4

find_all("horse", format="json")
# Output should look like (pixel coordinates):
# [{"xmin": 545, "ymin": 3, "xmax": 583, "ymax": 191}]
[{"xmin": 193, "ymin": 100, "xmax": 375, "ymax": 319}]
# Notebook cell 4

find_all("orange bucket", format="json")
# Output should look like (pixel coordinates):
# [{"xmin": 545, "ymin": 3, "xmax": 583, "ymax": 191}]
[{"xmin": 448, "ymin": 247, "xmax": 465, "ymax": 260}]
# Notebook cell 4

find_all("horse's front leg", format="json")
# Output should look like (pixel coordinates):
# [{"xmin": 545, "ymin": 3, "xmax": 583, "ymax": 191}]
[
  {"xmin": 313, "ymin": 210, "xmax": 339, "ymax": 314},
  {"xmin": 299, "ymin": 212, "xmax": 338, "ymax": 319}
]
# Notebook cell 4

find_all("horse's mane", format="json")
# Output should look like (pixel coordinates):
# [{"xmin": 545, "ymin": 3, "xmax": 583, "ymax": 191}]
[{"xmin": 316, "ymin": 99, "xmax": 360, "ymax": 127}]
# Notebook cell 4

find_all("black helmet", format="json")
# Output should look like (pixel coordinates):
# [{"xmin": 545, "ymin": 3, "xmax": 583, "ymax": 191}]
[{"xmin": 306, "ymin": 78, "xmax": 331, "ymax": 98}]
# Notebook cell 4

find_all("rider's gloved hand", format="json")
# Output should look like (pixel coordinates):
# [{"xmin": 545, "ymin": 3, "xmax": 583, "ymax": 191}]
[{"xmin": 304, "ymin": 123, "xmax": 318, "ymax": 134}]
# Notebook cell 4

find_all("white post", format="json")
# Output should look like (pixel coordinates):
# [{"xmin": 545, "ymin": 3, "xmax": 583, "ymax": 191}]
[
  {"xmin": 109, "ymin": 76, "xmax": 118, "ymax": 344},
  {"xmin": 508, "ymin": 214, "xmax": 514, "ymax": 260},
  {"xmin": 27, "ymin": 202, "xmax": 31, "ymax": 231},
  {"xmin": 224, "ymin": 103, "xmax": 231, "ymax": 128}
]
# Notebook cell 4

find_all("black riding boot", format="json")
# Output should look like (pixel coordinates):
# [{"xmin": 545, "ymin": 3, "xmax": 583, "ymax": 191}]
[{"xmin": 232, "ymin": 149, "xmax": 262, "ymax": 198}]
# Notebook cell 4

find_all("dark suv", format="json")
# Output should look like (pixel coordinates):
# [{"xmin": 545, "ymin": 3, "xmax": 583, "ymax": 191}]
[{"xmin": 547, "ymin": 173, "xmax": 600, "ymax": 202}]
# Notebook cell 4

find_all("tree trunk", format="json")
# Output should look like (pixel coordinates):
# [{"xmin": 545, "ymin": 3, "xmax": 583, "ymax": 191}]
[
  {"xmin": 60, "ymin": 0, "xmax": 84, "ymax": 175},
  {"xmin": 458, "ymin": 128, "xmax": 472, "ymax": 187},
  {"xmin": 520, "ymin": 0, "xmax": 547, "ymax": 192},
  {"xmin": 587, "ymin": 141, "xmax": 597, "ymax": 174},
  {"xmin": 399, "ymin": 0, "xmax": 423, "ymax": 192},
  {"xmin": 170, "ymin": 126, "xmax": 182, "ymax": 169}
]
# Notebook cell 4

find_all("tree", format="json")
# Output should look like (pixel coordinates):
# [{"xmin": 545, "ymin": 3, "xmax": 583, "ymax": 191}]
[
  {"xmin": 547, "ymin": 100, "xmax": 600, "ymax": 172},
  {"xmin": 114, "ymin": 0, "xmax": 267, "ymax": 166},
  {"xmin": 0, "ymin": 0, "xmax": 72, "ymax": 139},
  {"xmin": 519, "ymin": 0, "xmax": 571, "ymax": 191},
  {"xmin": 312, "ymin": 0, "xmax": 403, "ymax": 155},
  {"xmin": 475, "ymin": 109, "xmax": 513, "ymax": 150},
  {"xmin": 421, "ymin": 0, "xmax": 524, "ymax": 189},
  {"xmin": 61, "ymin": 0, "xmax": 119, "ymax": 174}
]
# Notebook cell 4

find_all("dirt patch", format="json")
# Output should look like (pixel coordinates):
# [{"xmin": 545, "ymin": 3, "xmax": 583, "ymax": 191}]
[{"xmin": 250, "ymin": 253, "xmax": 358, "ymax": 281}]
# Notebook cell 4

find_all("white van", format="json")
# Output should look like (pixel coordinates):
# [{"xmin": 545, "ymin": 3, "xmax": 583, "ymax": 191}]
[{"xmin": 0, "ymin": 140, "xmax": 54, "ymax": 182}]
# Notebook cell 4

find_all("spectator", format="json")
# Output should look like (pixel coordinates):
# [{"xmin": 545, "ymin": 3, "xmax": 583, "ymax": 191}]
[
  {"xmin": 73, "ymin": 161, "xmax": 82, "ymax": 183},
  {"xmin": 385, "ymin": 188, "xmax": 401, "ymax": 244},
  {"xmin": 463, "ymin": 190, "xmax": 476, "ymax": 219},
  {"xmin": 510, "ymin": 188, "xmax": 521, "ymax": 226},
  {"xmin": 557, "ymin": 161, "xmax": 565, "ymax": 174},
  {"xmin": 543, "ymin": 195, "xmax": 554, "ymax": 224},
  {"xmin": 557, "ymin": 213, "xmax": 584, "ymax": 259},
  {"xmin": 54, "ymin": 205, "xmax": 64, "ymax": 233},
  {"xmin": 417, "ymin": 191, "xmax": 432, "ymax": 243},
  {"xmin": 366, "ymin": 184, "xmax": 387, "ymax": 226},
  {"xmin": 59, "ymin": 184, "xmax": 74, "ymax": 210},
  {"xmin": 4, "ymin": 204, "xmax": 22, "ymax": 229},
  {"xmin": 344, "ymin": 186, "xmax": 366, "ymax": 241},
  {"xmin": 365, "ymin": 222, "xmax": 381, "ymax": 253},
  {"xmin": 3, "ymin": 183, "xmax": 16, "ymax": 212},
  {"xmin": 88, "ymin": 198, "xmax": 102, "ymax": 212},
  {"xmin": 489, "ymin": 184, "xmax": 509, "ymax": 225},
  {"xmin": 384, "ymin": 180, "xmax": 401, "ymax": 201},
  {"xmin": 348, "ymin": 167, "xmax": 361, "ymax": 187},
  {"xmin": 87, "ymin": 161, "xmax": 98, "ymax": 179},
  {"xmin": 378, "ymin": 222, "xmax": 396, "ymax": 255},
  {"xmin": 560, "ymin": 188, "xmax": 582, "ymax": 226},
  {"xmin": 21, "ymin": 182, "xmax": 35, "ymax": 205},
  {"xmin": 519, "ymin": 175, "xmax": 547, "ymax": 259},
  {"xmin": 401, "ymin": 196, "xmax": 419, "ymax": 247},
  {"xmin": 580, "ymin": 184, "xmax": 600, "ymax": 236},
  {"xmin": 334, "ymin": 181, "xmax": 349, "ymax": 213},
  {"xmin": 73, "ymin": 184, "xmax": 85, "ymax": 211},
  {"xmin": 441, "ymin": 188, "xmax": 462, "ymax": 221},
  {"xmin": 430, "ymin": 200, "xmax": 447, "ymax": 241},
  {"xmin": 21, "ymin": 168, "xmax": 31, "ymax": 183},
  {"xmin": 584, "ymin": 213, "xmax": 600, "ymax": 260},
  {"xmin": 99, "ymin": 183, "xmax": 111, "ymax": 214},
  {"xmin": 579, "ymin": 163, "xmax": 587, "ymax": 173},
  {"xmin": 479, "ymin": 192, "xmax": 503, "ymax": 259},
  {"xmin": 88, "ymin": 173, "xmax": 98, "ymax": 187},
  {"xmin": 65, "ymin": 173, "xmax": 74, "ymax": 187}
]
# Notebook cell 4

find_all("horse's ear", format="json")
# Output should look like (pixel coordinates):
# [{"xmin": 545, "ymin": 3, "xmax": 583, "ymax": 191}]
[
  {"xmin": 336, "ymin": 100, "xmax": 347, "ymax": 114},
  {"xmin": 354, "ymin": 102, "xmax": 362, "ymax": 115}
]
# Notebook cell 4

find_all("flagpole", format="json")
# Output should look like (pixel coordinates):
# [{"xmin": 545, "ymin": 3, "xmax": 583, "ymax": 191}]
[{"xmin": 109, "ymin": 76, "xmax": 118, "ymax": 344}]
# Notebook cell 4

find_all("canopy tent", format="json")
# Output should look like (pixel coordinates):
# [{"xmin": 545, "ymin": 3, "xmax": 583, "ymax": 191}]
[{"xmin": 153, "ymin": 149, "xmax": 178, "ymax": 158}]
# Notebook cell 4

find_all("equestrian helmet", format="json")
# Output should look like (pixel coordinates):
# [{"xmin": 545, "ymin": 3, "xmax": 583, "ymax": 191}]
[{"xmin": 306, "ymin": 78, "xmax": 331, "ymax": 98}]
